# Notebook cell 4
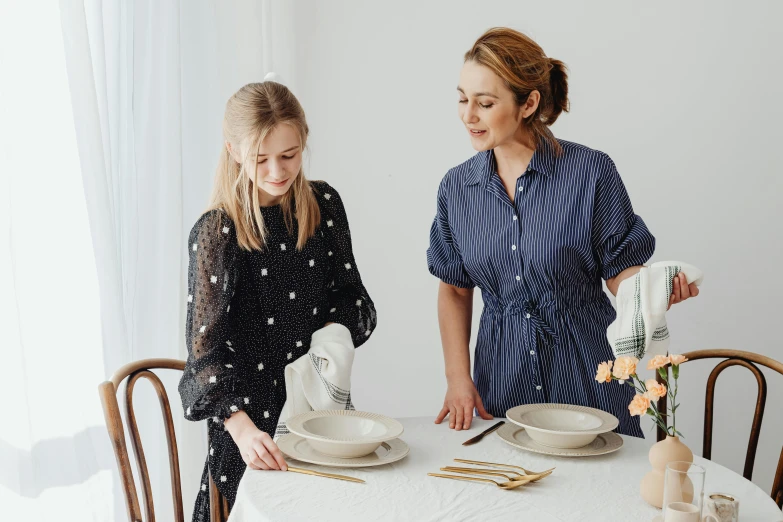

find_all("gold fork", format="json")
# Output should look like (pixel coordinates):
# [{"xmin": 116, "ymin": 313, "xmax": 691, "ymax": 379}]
[
  {"xmin": 428, "ymin": 472, "xmax": 534, "ymax": 490},
  {"xmin": 441, "ymin": 466, "xmax": 553, "ymax": 482},
  {"xmin": 454, "ymin": 458, "xmax": 554, "ymax": 477}
]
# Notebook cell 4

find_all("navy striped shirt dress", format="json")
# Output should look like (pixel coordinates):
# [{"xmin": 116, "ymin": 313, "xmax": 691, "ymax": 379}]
[{"xmin": 427, "ymin": 138, "xmax": 655, "ymax": 437}]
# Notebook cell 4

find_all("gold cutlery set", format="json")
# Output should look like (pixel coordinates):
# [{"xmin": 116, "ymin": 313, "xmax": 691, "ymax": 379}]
[{"xmin": 428, "ymin": 458, "xmax": 554, "ymax": 490}]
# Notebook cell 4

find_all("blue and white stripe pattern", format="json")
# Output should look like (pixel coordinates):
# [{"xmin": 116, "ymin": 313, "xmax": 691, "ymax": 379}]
[{"xmin": 427, "ymin": 139, "xmax": 656, "ymax": 437}]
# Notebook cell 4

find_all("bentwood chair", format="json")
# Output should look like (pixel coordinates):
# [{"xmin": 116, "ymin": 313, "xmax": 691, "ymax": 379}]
[{"xmin": 98, "ymin": 358, "xmax": 229, "ymax": 522}]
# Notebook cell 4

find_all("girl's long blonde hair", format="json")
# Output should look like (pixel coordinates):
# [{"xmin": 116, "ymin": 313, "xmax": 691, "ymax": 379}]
[{"xmin": 208, "ymin": 81, "xmax": 320, "ymax": 251}]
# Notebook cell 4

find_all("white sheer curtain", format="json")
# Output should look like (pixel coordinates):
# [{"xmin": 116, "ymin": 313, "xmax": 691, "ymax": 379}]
[
  {"xmin": 0, "ymin": 0, "xmax": 189, "ymax": 520},
  {"xmin": 59, "ymin": 0, "xmax": 187, "ymax": 518},
  {"xmin": 0, "ymin": 2, "xmax": 113, "ymax": 521}
]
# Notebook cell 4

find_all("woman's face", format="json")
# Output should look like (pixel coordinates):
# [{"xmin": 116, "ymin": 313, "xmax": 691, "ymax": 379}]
[
  {"xmin": 232, "ymin": 123, "xmax": 303, "ymax": 204},
  {"xmin": 458, "ymin": 60, "xmax": 530, "ymax": 151}
]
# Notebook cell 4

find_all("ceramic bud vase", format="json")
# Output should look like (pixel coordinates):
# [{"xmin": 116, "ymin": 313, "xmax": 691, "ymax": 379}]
[{"xmin": 640, "ymin": 436, "xmax": 693, "ymax": 508}]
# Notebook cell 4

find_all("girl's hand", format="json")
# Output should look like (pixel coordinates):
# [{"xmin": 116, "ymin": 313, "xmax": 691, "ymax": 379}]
[{"xmin": 225, "ymin": 411, "xmax": 287, "ymax": 471}]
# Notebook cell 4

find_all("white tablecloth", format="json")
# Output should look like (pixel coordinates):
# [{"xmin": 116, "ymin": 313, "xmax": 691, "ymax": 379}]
[{"xmin": 228, "ymin": 417, "xmax": 782, "ymax": 522}]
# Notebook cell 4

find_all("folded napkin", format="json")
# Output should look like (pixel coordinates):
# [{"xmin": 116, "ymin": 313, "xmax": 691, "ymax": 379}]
[
  {"xmin": 273, "ymin": 323, "xmax": 355, "ymax": 440},
  {"xmin": 607, "ymin": 261, "xmax": 704, "ymax": 359}
]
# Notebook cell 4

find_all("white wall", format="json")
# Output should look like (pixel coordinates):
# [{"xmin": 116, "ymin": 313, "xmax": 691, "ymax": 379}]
[
  {"xmin": 182, "ymin": 0, "xmax": 783, "ymax": 497},
  {"xmin": 284, "ymin": 0, "xmax": 783, "ymax": 494}
]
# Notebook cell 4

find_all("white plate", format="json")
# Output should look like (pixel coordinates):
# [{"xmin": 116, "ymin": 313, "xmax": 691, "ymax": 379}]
[
  {"xmin": 285, "ymin": 410, "xmax": 404, "ymax": 458},
  {"xmin": 506, "ymin": 403, "xmax": 619, "ymax": 449},
  {"xmin": 278, "ymin": 434, "xmax": 410, "ymax": 468},
  {"xmin": 496, "ymin": 423, "xmax": 623, "ymax": 457}
]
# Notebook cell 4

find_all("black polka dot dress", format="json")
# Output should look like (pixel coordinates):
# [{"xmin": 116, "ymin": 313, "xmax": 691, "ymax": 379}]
[{"xmin": 178, "ymin": 181, "xmax": 377, "ymax": 522}]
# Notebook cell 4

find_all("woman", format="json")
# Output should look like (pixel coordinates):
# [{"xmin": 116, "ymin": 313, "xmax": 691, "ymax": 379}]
[
  {"xmin": 427, "ymin": 28, "xmax": 697, "ymax": 435},
  {"xmin": 179, "ymin": 80, "xmax": 377, "ymax": 520}
]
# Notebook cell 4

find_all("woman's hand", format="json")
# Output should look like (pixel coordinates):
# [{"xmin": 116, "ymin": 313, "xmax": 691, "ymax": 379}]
[
  {"xmin": 225, "ymin": 411, "xmax": 287, "ymax": 471},
  {"xmin": 668, "ymin": 272, "xmax": 699, "ymax": 310},
  {"xmin": 434, "ymin": 375, "xmax": 493, "ymax": 431}
]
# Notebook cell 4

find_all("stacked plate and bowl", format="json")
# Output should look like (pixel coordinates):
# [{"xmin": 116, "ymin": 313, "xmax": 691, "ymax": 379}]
[
  {"xmin": 497, "ymin": 403, "xmax": 624, "ymax": 457},
  {"xmin": 277, "ymin": 410, "xmax": 410, "ymax": 468}
]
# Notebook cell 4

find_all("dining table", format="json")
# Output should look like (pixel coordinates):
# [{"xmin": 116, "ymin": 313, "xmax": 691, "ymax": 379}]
[{"xmin": 227, "ymin": 417, "xmax": 783, "ymax": 521}]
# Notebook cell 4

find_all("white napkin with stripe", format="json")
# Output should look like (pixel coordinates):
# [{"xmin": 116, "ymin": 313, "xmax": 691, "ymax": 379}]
[
  {"xmin": 273, "ymin": 323, "xmax": 355, "ymax": 440},
  {"xmin": 607, "ymin": 261, "xmax": 704, "ymax": 359}
]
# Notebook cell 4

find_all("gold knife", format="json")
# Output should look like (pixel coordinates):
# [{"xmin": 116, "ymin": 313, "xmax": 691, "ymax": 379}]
[
  {"xmin": 462, "ymin": 420, "xmax": 505, "ymax": 446},
  {"xmin": 287, "ymin": 466, "xmax": 365, "ymax": 483}
]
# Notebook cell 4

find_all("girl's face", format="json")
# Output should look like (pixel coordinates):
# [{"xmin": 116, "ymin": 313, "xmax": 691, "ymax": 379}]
[{"xmin": 230, "ymin": 123, "xmax": 302, "ymax": 205}]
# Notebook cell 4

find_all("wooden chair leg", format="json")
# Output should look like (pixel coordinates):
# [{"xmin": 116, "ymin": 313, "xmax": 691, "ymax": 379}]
[
  {"xmin": 773, "ymin": 444, "xmax": 783, "ymax": 508},
  {"xmin": 209, "ymin": 471, "xmax": 230, "ymax": 522},
  {"xmin": 209, "ymin": 472, "xmax": 221, "ymax": 522}
]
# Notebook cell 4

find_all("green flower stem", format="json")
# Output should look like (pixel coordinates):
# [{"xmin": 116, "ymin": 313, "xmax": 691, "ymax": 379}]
[
  {"xmin": 671, "ymin": 364, "xmax": 680, "ymax": 435},
  {"xmin": 636, "ymin": 371, "xmax": 675, "ymax": 436}
]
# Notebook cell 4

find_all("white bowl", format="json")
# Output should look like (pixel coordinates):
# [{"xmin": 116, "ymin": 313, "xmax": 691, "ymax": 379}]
[
  {"xmin": 285, "ymin": 410, "xmax": 404, "ymax": 458},
  {"xmin": 506, "ymin": 403, "xmax": 619, "ymax": 449}
]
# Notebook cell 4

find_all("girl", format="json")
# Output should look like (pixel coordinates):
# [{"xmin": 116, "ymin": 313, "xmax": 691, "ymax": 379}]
[{"xmin": 179, "ymin": 80, "xmax": 377, "ymax": 520}]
